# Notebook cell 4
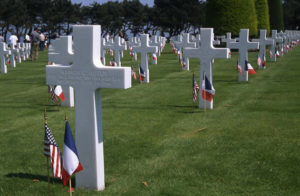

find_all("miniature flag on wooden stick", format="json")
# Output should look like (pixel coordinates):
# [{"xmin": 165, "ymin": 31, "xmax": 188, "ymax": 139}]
[
  {"xmin": 245, "ymin": 60, "xmax": 256, "ymax": 75},
  {"xmin": 54, "ymin": 85, "xmax": 65, "ymax": 102},
  {"xmin": 202, "ymin": 73, "xmax": 215, "ymax": 102},
  {"xmin": 62, "ymin": 120, "xmax": 83, "ymax": 186},
  {"xmin": 139, "ymin": 65, "xmax": 145, "ymax": 82},
  {"xmin": 44, "ymin": 123, "xmax": 62, "ymax": 179}
]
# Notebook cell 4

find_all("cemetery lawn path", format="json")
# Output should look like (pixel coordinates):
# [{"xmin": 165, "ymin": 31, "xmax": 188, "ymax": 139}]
[{"xmin": 0, "ymin": 44, "xmax": 299, "ymax": 195}]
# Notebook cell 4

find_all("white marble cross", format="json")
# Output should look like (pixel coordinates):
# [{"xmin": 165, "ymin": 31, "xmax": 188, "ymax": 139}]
[
  {"xmin": 9, "ymin": 44, "xmax": 19, "ymax": 68},
  {"xmin": 16, "ymin": 43, "xmax": 24, "ymax": 63},
  {"xmin": 132, "ymin": 34, "xmax": 158, "ymax": 83},
  {"xmin": 150, "ymin": 35, "xmax": 161, "ymax": 56},
  {"xmin": 46, "ymin": 25, "xmax": 131, "ymax": 191},
  {"xmin": 175, "ymin": 33, "xmax": 196, "ymax": 71},
  {"xmin": 101, "ymin": 38, "xmax": 113, "ymax": 65},
  {"xmin": 108, "ymin": 36, "xmax": 127, "ymax": 67},
  {"xmin": 19, "ymin": 43, "xmax": 27, "ymax": 61},
  {"xmin": 278, "ymin": 31, "xmax": 287, "ymax": 55},
  {"xmin": 128, "ymin": 37, "xmax": 139, "ymax": 61},
  {"xmin": 25, "ymin": 43, "xmax": 31, "ymax": 59},
  {"xmin": 48, "ymin": 36, "xmax": 75, "ymax": 107},
  {"xmin": 0, "ymin": 43, "xmax": 11, "ymax": 74},
  {"xmin": 228, "ymin": 29, "xmax": 259, "ymax": 81},
  {"xmin": 195, "ymin": 34, "xmax": 222, "ymax": 47},
  {"xmin": 270, "ymin": 30, "xmax": 283, "ymax": 62},
  {"xmin": 221, "ymin": 32, "xmax": 236, "ymax": 49},
  {"xmin": 183, "ymin": 28, "xmax": 229, "ymax": 109},
  {"xmin": 252, "ymin": 29, "xmax": 274, "ymax": 69}
]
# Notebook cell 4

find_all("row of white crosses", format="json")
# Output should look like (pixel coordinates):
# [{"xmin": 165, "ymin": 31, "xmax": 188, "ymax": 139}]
[
  {"xmin": 0, "ymin": 42, "xmax": 31, "ymax": 74},
  {"xmin": 45, "ymin": 25, "xmax": 300, "ymax": 192},
  {"xmin": 46, "ymin": 25, "xmax": 132, "ymax": 190},
  {"xmin": 252, "ymin": 29, "xmax": 274, "ymax": 69}
]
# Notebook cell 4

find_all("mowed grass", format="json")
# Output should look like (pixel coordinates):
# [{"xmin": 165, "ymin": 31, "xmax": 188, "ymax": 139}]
[{"xmin": 0, "ymin": 43, "xmax": 299, "ymax": 195}]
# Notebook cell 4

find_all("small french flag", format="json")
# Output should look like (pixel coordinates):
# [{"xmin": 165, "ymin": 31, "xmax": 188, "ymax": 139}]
[
  {"xmin": 139, "ymin": 65, "xmax": 145, "ymax": 82},
  {"xmin": 54, "ymin": 85, "xmax": 65, "ymax": 102},
  {"xmin": 62, "ymin": 120, "xmax": 83, "ymax": 186},
  {"xmin": 245, "ymin": 60, "xmax": 256, "ymax": 75},
  {"xmin": 202, "ymin": 74, "xmax": 215, "ymax": 102},
  {"xmin": 152, "ymin": 53, "xmax": 157, "ymax": 60}
]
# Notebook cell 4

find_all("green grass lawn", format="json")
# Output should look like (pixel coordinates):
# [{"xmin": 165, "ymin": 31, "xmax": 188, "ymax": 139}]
[{"xmin": 0, "ymin": 44, "xmax": 299, "ymax": 195}]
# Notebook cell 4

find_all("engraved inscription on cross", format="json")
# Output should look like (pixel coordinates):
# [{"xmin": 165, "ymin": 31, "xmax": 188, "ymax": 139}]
[
  {"xmin": 183, "ymin": 28, "xmax": 229, "ymax": 109},
  {"xmin": 252, "ymin": 29, "xmax": 274, "ymax": 69},
  {"xmin": 228, "ymin": 29, "xmax": 259, "ymax": 82},
  {"xmin": 0, "ymin": 43, "xmax": 11, "ymax": 74},
  {"xmin": 270, "ymin": 30, "xmax": 283, "ymax": 62},
  {"xmin": 48, "ymin": 36, "xmax": 74, "ymax": 107},
  {"xmin": 132, "ymin": 34, "xmax": 158, "ymax": 83},
  {"xmin": 46, "ymin": 25, "xmax": 131, "ymax": 191}
]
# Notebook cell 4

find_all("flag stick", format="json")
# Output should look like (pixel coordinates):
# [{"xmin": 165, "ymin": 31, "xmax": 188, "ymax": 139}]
[
  {"xmin": 44, "ymin": 108, "xmax": 50, "ymax": 193},
  {"xmin": 69, "ymin": 179, "xmax": 72, "ymax": 196}
]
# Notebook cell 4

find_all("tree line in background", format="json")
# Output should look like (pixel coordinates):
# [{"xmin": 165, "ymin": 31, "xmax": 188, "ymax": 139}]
[{"xmin": 0, "ymin": 0, "xmax": 299, "ymax": 40}]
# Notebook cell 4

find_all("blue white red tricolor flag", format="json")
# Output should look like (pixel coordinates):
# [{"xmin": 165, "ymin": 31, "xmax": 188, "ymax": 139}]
[
  {"xmin": 276, "ymin": 49, "xmax": 280, "ymax": 57},
  {"xmin": 54, "ymin": 85, "xmax": 65, "ymax": 102},
  {"xmin": 62, "ymin": 120, "xmax": 83, "ymax": 186},
  {"xmin": 44, "ymin": 124, "xmax": 62, "ymax": 179},
  {"xmin": 245, "ymin": 60, "xmax": 256, "ymax": 75},
  {"xmin": 152, "ymin": 53, "xmax": 157, "ymax": 60},
  {"xmin": 139, "ymin": 65, "xmax": 145, "ymax": 82},
  {"xmin": 201, "ymin": 73, "xmax": 215, "ymax": 102}
]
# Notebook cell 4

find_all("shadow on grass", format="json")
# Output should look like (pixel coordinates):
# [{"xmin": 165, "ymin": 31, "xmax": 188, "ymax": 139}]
[{"xmin": 5, "ymin": 173, "xmax": 62, "ymax": 184}]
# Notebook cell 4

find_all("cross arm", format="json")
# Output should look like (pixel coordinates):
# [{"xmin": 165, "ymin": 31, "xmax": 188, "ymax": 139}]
[{"xmin": 46, "ymin": 64, "xmax": 131, "ymax": 89}]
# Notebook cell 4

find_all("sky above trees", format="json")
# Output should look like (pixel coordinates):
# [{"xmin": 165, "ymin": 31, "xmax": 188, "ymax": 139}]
[{"xmin": 71, "ymin": 0, "xmax": 154, "ymax": 6}]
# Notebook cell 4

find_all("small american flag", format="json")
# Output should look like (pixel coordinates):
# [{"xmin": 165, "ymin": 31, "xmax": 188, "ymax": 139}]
[
  {"xmin": 192, "ymin": 73, "xmax": 199, "ymax": 102},
  {"xmin": 44, "ymin": 124, "xmax": 62, "ymax": 179},
  {"xmin": 269, "ymin": 50, "xmax": 273, "ymax": 58},
  {"xmin": 50, "ymin": 86, "xmax": 58, "ymax": 103}
]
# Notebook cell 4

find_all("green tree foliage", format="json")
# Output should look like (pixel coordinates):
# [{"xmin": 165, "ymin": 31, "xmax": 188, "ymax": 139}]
[
  {"xmin": 268, "ymin": 0, "xmax": 284, "ymax": 31},
  {"xmin": 206, "ymin": 0, "xmax": 258, "ymax": 37},
  {"xmin": 255, "ymin": 0, "xmax": 271, "ymax": 34},
  {"xmin": 153, "ymin": 0, "xmax": 204, "ymax": 37},
  {"xmin": 283, "ymin": 0, "xmax": 300, "ymax": 29}
]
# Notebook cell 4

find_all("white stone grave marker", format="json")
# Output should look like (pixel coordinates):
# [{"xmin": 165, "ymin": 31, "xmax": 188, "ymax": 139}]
[
  {"xmin": 270, "ymin": 30, "xmax": 283, "ymax": 62},
  {"xmin": 175, "ymin": 33, "xmax": 196, "ymax": 71},
  {"xmin": 10, "ymin": 44, "xmax": 19, "ymax": 68},
  {"xmin": 228, "ymin": 29, "xmax": 259, "ymax": 81},
  {"xmin": 0, "ymin": 43, "xmax": 11, "ymax": 74},
  {"xmin": 221, "ymin": 32, "xmax": 236, "ymax": 50},
  {"xmin": 183, "ymin": 28, "xmax": 229, "ymax": 109},
  {"xmin": 252, "ymin": 29, "xmax": 274, "ymax": 69},
  {"xmin": 48, "ymin": 36, "xmax": 75, "ymax": 107},
  {"xmin": 46, "ymin": 25, "xmax": 131, "ymax": 190},
  {"xmin": 107, "ymin": 36, "xmax": 127, "ymax": 67},
  {"xmin": 132, "ymin": 34, "xmax": 158, "ymax": 83}
]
